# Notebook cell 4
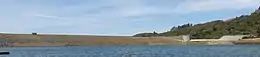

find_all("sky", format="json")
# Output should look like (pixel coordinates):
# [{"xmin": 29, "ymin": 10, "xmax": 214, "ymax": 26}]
[{"xmin": 0, "ymin": 0, "xmax": 260, "ymax": 36}]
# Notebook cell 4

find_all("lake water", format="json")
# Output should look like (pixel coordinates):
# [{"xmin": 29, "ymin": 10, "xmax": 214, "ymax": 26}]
[{"xmin": 0, "ymin": 45, "xmax": 260, "ymax": 57}]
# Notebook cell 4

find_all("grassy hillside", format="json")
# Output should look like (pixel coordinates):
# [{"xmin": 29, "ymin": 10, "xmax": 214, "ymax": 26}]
[
  {"xmin": 0, "ymin": 33, "xmax": 185, "ymax": 47},
  {"xmin": 134, "ymin": 6, "xmax": 260, "ymax": 39}
]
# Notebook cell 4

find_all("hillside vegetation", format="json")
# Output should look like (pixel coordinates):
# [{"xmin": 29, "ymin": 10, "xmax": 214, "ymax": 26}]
[
  {"xmin": 134, "ymin": 6, "xmax": 260, "ymax": 39},
  {"xmin": 0, "ymin": 33, "xmax": 186, "ymax": 47}
]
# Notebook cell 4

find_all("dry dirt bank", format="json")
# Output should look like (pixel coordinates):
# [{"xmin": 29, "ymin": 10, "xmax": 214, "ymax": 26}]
[{"xmin": 0, "ymin": 34, "xmax": 184, "ymax": 47}]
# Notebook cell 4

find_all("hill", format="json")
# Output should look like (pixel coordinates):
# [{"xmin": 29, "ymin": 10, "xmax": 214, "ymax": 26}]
[
  {"xmin": 0, "ymin": 33, "xmax": 185, "ymax": 47},
  {"xmin": 134, "ymin": 6, "xmax": 260, "ymax": 39}
]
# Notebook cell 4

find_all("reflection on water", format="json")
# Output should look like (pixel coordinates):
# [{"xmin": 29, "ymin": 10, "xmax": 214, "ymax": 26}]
[{"xmin": 0, "ymin": 45, "xmax": 260, "ymax": 57}]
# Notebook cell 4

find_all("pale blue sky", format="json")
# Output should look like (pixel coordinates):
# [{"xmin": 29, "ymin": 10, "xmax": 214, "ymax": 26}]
[{"xmin": 0, "ymin": 0, "xmax": 260, "ymax": 36}]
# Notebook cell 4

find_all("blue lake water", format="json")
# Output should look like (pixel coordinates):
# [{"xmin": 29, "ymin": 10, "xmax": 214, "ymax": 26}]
[{"xmin": 0, "ymin": 45, "xmax": 260, "ymax": 57}]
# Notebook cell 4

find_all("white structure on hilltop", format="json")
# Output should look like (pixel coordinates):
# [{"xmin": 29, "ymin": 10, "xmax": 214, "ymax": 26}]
[
  {"xmin": 219, "ymin": 35, "xmax": 247, "ymax": 41},
  {"xmin": 182, "ymin": 35, "xmax": 191, "ymax": 42}
]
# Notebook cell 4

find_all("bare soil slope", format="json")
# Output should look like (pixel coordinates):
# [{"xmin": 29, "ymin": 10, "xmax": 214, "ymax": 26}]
[{"xmin": 0, "ymin": 33, "xmax": 183, "ymax": 47}]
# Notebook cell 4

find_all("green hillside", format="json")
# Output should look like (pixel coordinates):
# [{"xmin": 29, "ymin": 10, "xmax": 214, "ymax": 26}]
[{"xmin": 134, "ymin": 6, "xmax": 260, "ymax": 39}]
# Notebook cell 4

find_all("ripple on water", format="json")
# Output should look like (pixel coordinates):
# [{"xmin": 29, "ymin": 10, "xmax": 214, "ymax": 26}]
[{"xmin": 0, "ymin": 45, "xmax": 260, "ymax": 57}]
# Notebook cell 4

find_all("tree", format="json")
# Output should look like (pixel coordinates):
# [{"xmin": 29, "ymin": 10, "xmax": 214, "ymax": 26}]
[
  {"xmin": 256, "ymin": 27, "xmax": 260, "ymax": 37},
  {"xmin": 133, "ymin": 31, "xmax": 159, "ymax": 37},
  {"xmin": 177, "ymin": 23, "xmax": 193, "ymax": 29},
  {"xmin": 32, "ymin": 33, "xmax": 37, "ymax": 35},
  {"xmin": 153, "ymin": 31, "xmax": 157, "ymax": 34},
  {"xmin": 256, "ymin": 6, "xmax": 260, "ymax": 13},
  {"xmin": 170, "ymin": 26, "xmax": 178, "ymax": 31}
]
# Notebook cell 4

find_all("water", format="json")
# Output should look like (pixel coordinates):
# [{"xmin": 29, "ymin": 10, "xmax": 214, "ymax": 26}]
[{"xmin": 0, "ymin": 45, "xmax": 260, "ymax": 57}]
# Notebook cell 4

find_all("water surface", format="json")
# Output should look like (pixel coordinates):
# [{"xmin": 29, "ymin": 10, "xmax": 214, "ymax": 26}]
[{"xmin": 0, "ymin": 45, "xmax": 260, "ymax": 57}]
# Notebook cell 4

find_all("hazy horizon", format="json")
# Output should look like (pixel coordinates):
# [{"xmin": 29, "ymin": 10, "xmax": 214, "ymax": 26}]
[{"xmin": 1, "ymin": 0, "xmax": 260, "ymax": 36}]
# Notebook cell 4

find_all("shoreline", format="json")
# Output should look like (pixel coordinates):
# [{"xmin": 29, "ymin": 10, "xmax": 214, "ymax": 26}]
[
  {"xmin": 1, "ymin": 43, "xmax": 260, "ymax": 48},
  {"xmin": 1, "ymin": 41, "xmax": 259, "ymax": 48},
  {"xmin": 0, "ymin": 33, "xmax": 260, "ymax": 48}
]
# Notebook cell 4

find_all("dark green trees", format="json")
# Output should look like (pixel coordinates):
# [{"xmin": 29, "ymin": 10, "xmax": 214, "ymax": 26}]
[
  {"xmin": 32, "ymin": 33, "xmax": 37, "ymax": 35},
  {"xmin": 133, "ymin": 31, "xmax": 159, "ymax": 37}
]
